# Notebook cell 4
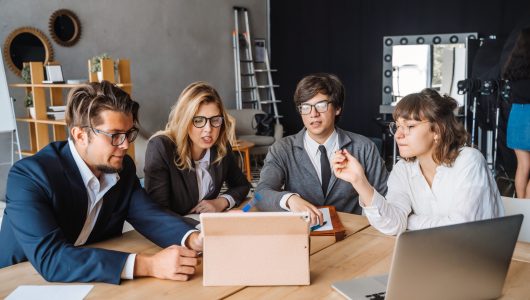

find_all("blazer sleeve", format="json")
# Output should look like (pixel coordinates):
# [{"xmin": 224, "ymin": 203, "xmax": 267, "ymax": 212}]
[
  {"xmin": 144, "ymin": 136, "xmax": 173, "ymax": 209},
  {"xmin": 126, "ymin": 176, "xmax": 196, "ymax": 248},
  {"xmin": 220, "ymin": 150, "xmax": 251, "ymax": 206},
  {"xmin": 255, "ymin": 142, "xmax": 293, "ymax": 211},
  {"xmin": 5, "ymin": 160, "xmax": 129, "ymax": 284}
]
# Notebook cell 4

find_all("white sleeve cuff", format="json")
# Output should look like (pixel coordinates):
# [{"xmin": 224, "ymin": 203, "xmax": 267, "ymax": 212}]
[
  {"xmin": 219, "ymin": 194, "xmax": 236, "ymax": 210},
  {"xmin": 279, "ymin": 193, "xmax": 298, "ymax": 211},
  {"xmin": 361, "ymin": 189, "xmax": 384, "ymax": 218},
  {"xmin": 120, "ymin": 253, "xmax": 136, "ymax": 279},
  {"xmin": 181, "ymin": 229, "xmax": 200, "ymax": 249}
]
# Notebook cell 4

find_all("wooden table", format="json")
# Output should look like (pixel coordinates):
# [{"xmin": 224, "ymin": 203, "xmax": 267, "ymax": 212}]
[
  {"xmin": 0, "ymin": 214, "xmax": 528, "ymax": 300},
  {"xmin": 232, "ymin": 140, "xmax": 255, "ymax": 182},
  {"xmin": 229, "ymin": 224, "xmax": 530, "ymax": 300},
  {"xmin": 0, "ymin": 213, "xmax": 367, "ymax": 299}
]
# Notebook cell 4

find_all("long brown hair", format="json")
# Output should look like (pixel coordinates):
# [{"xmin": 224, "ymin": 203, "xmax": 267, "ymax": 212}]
[
  {"xmin": 393, "ymin": 88, "xmax": 468, "ymax": 166},
  {"xmin": 153, "ymin": 81, "xmax": 234, "ymax": 170}
]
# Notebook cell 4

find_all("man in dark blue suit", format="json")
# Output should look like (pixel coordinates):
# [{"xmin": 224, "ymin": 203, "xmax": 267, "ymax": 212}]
[{"xmin": 0, "ymin": 81, "xmax": 202, "ymax": 284}]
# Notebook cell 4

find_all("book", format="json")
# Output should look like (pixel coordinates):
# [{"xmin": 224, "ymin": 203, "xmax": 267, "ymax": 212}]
[
  {"xmin": 48, "ymin": 105, "xmax": 66, "ymax": 112},
  {"xmin": 310, "ymin": 206, "xmax": 346, "ymax": 241},
  {"xmin": 66, "ymin": 79, "xmax": 88, "ymax": 84},
  {"xmin": 47, "ymin": 111, "xmax": 65, "ymax": 120}
]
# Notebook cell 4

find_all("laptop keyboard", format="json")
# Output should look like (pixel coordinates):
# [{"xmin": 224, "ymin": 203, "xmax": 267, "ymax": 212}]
[{"xmin": 365, "ymin": 292, "xmax": 386, "ymax": 299}]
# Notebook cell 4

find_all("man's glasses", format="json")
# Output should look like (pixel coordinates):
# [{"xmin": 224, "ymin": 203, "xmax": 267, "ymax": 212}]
[
  {"xmin": 83, "ymin": 126, "xmax": 139, "ymax": 146},
  {"xmin": 192, "ymin": 116, "xmax": 224, "ymax": 128},
  {"xmin": 388, "ymin": 121, "xmax": 430, "ymax": 136},
  {"xmin": 298, "ymin": 100, "xmax": 331, "ymax": 115}
]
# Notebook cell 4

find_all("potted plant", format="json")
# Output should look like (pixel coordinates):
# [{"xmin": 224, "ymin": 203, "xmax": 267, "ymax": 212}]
[
  {"xmin": 21, "ymin": 63, "xmax": 31, "ymax": 84},
  {"xmin": 25, "ymin": 92, "xmax": 35, "ymax": 119},
  {"xmin": 90, "ymin": 53, "xmax": 117, "ymax": 81}
]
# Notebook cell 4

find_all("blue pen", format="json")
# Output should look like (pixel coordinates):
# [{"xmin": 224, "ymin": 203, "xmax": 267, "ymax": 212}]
[
  {"xmin": 242, "ymin": 193, "xmax": 262, "ymax": 212},
  {"xmin": 310, "ymin": 221, "xmax": 328, "ymax": 231}
]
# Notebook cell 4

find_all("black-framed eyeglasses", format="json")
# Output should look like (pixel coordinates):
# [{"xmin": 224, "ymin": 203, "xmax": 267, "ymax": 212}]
[
  {"xmin": 388, "ymin": 121, "xmax": 430, "ymax": 136},
  {"xmin": 192, "ymin": 115, "xmax": 224, "ymax": 128},
  {"xmin": 298, "ymin": 100, "xmax": 331, "ymax": 115},
  {"xmin": 83, "ymin": 126, "xmax": 139, "ymax": 146}
]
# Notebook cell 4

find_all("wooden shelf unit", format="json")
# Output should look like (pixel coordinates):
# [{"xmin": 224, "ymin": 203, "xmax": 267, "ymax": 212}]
[{"xmin": 11, "ymin": 59, "xmax": 133, "ymax": 156}]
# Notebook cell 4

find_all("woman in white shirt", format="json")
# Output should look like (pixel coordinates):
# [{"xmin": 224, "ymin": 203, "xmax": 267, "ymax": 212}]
[{"xmin": 332, "ymin": 88, "xmax": 503, "ymax": 235}]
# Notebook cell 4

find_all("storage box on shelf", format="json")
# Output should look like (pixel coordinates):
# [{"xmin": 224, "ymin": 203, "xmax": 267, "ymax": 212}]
[{"xmin": 10, "ymin": 59, "xmax": 133, "ymax": 157}]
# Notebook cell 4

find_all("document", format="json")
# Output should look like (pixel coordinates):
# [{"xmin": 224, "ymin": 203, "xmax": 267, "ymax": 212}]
[
  {"xmin": 6, "ymin": 285, "xmax": 93, "ymax": 300},
  {"xmin": 314, "ymin": 207, "xmax": 333, "ymax": 231}
]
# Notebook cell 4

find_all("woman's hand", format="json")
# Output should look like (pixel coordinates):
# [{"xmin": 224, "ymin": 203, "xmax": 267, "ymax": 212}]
[
  {"xmin": 190, "ymin": 197, "xmax": 229, "ymax": 213},
  {"xmin": 332, "ymin": 149, "xmax": 367, "ymax": 184},
  {"xmin": 332, "ymin": 149, "xmax": 375, "ymax": 206}
]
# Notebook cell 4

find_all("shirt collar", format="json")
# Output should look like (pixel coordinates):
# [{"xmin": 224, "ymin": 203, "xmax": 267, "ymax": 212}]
[
  {"xmin": 68, "ymin": 139, "xmax": 119, "ymax": 188},
  {"xmin": 304, "ymin": 129, "xmax": 338, "ymax": 156},
  {"xmin": 195, "ymin": 148, "xmax": 211, "ymax": 166}
]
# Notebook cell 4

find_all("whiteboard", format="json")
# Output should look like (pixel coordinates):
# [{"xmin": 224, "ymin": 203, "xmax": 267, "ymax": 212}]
[{"xmin": 0, "ymin": 53, "xmax": 16, "ymax": 132}]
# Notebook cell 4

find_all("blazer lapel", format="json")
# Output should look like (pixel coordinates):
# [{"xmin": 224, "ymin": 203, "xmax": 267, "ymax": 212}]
[
  {"xmin": 61, "ymin": 143, "xmax": 88, "ymax": 240},
  {"xmin": 183, "ymin": 167, "xmax": 200, "ymax": 202},
  {"xmin": 326, "ymin": 128, "xmax": 353, "ymax": 198}
]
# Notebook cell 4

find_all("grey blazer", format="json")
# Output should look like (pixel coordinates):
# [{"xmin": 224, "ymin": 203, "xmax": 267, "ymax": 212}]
[
  {"xmin": 144, "ymin": 135, "xmax": 251, "ymax": 215},
  {"xmin": 255, "ymin": 128, "xmax": 388, "ymax": 214}
]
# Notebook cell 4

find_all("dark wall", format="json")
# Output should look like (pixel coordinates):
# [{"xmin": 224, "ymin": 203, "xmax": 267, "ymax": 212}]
[{"xmin": 270, "ymin": 0, "xmax": 530, "ymax": 138}]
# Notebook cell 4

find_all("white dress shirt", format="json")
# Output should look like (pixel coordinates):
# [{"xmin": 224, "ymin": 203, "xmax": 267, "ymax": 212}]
[
  {"xmin": 279, "ymin": 130, "xmax": 339, "ymax": 210},
  {"xmin": 362, "ymin": 147, "xmax": 504, "ymax": 235},
  {"xmin": 194, "ymin": 149, "xmax": 235, "ymax": 209},
  {"xmin": 68, "ymin": 139, "xmax": 138, "ymax": 279}
]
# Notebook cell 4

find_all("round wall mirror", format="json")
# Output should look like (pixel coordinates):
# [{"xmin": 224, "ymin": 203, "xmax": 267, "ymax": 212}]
[
  {"xmin": 2, "ymin": 27, "xmax": 54, "ymax": 76},
  {"xmin": 49, "ymin": 9, "xmax": 81, "ymax": 47}
]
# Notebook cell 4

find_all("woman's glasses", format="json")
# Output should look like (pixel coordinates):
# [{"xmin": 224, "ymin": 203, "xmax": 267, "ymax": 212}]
[
  {"xmin": 192, "ymin": 116, "xmax": 224, "ymax": 128},
  {"xmin": 388, "ymin": 121, "xmax": 430, "ymax": 136}
]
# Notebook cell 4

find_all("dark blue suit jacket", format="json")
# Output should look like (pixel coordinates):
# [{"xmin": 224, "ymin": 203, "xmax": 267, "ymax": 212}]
[{"xmin": 0, "ymin": 141, "xmax": 196, "ymax": 284}]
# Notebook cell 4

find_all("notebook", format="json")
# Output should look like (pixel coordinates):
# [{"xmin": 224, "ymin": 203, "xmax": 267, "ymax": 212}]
[
  {"xmin": 201, "ymin": 212, "xmax": 311, "ymax": 286},
  {"xmin": 332, "ymin": 215, "xmax": 523, "ymax": 300}
]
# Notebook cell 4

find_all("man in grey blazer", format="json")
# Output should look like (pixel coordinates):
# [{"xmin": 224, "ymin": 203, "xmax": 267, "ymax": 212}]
[{"xmin": 255, "ymin": 73, "xmax": 388, "ymax": 225}]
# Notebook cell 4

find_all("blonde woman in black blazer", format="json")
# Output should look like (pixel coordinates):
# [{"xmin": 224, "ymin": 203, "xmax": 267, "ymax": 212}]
[{"xmin": 144, "ymin": 82, "xmax": 251, "ymax": 215}]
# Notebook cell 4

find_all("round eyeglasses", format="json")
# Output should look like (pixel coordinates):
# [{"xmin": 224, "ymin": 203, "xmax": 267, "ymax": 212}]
[
  {"xmin": 297, "ymin": 100, "xmax": 331, "ymax": 115},
  {"xmin": 388, "ymin": 121, "xmax": 430, "ymax": 136},
  {"xmin": 83, "ymin": 126, "xmax": 139, "ymax": 146},
  {"xmin": 192, "ymin": 116, "xmax": 224, "ymax": 128}
]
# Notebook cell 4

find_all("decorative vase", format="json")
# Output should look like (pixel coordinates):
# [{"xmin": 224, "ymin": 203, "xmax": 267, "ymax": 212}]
[
  {"xmin": 97, "ymin": 71, "xmax": 103, "ymax": 82},
  {"xmin": 28, "ymin": 107, "xmax": 36, "ymax": 119}
]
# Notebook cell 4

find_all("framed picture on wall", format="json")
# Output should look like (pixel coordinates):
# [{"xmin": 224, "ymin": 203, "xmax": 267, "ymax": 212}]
[{"xmin": 43, "ymin": 64, "xmax": 64, "ymax": 83}]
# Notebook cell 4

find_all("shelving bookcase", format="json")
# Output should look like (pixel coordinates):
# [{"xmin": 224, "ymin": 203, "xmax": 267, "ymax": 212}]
[{"xmin": 11, "ymin": 59, "xmax": 133, "ymax": 157}]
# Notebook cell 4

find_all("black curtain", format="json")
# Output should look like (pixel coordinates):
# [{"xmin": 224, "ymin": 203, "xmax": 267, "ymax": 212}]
[{"xmin": 270, "ymin": 0, "xmax": 530, "ymax": 139}]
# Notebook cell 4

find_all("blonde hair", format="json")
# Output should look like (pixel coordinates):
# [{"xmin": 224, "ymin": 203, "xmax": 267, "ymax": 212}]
[{"xmin": 153, "ymin": 81, "xmax": 235, "ymax": 170}]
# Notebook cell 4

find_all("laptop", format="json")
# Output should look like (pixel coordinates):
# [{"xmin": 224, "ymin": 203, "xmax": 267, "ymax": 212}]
[
  {"xmin": 200, "ymin": 212, "xmax": 310, "ymax": 286},
  {"xmin": 332, "ymin": 215, "xmax": 523, "ymax": 300}
]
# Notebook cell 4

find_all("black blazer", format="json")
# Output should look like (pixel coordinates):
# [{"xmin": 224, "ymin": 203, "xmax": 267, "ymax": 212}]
[
  {"xmin": 144, "ymin": 135, "xmax": 251, "ymax": 215},
  {"xmin": 0, "ymin": 141, "xmax": 195, "ymax": 284}
]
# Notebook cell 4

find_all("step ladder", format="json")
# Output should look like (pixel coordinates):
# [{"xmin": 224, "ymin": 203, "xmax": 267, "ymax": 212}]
[{"xmin": 232, "ymin": 7, "xmax": 281, "ymax": 123}]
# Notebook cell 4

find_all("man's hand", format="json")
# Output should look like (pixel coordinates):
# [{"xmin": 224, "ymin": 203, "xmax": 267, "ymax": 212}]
[
  {"xmin": 185, "ymin": 231, "xmax": 203, "ymax": 252},
  {"xmin": 134, "ymin": 245, "xmax": 199, "ymax": 281},
  {"xmin": 190, "ymin": 198, "xmax": 229, "ymax": 213},
  {"xmin": 286, "ymin": 195, "xmax": 323, "ymax": 226}
]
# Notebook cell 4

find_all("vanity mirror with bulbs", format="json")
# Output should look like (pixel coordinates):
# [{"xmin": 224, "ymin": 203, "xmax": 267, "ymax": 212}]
[{"xmin": 380, "ymin": 32, "xmax": 477, "ymax": 115}]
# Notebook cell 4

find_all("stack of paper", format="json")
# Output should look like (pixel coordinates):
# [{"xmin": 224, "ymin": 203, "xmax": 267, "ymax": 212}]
[{"xmin": 47, "ymin": 106, "xmax": 66, "ymax": 120}]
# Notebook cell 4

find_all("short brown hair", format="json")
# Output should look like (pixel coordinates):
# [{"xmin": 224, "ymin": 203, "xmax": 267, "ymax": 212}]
[
  {"xmin": 294, "ymin": 73, "xmax": 345, "ymax": 121},
  {"xmin": 393, "ymin": 88, "xmax": 468, "ymax": 166},
  {"xmin": 65, "ymin": 80, "xmax": 139, "ymax": 130}
]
